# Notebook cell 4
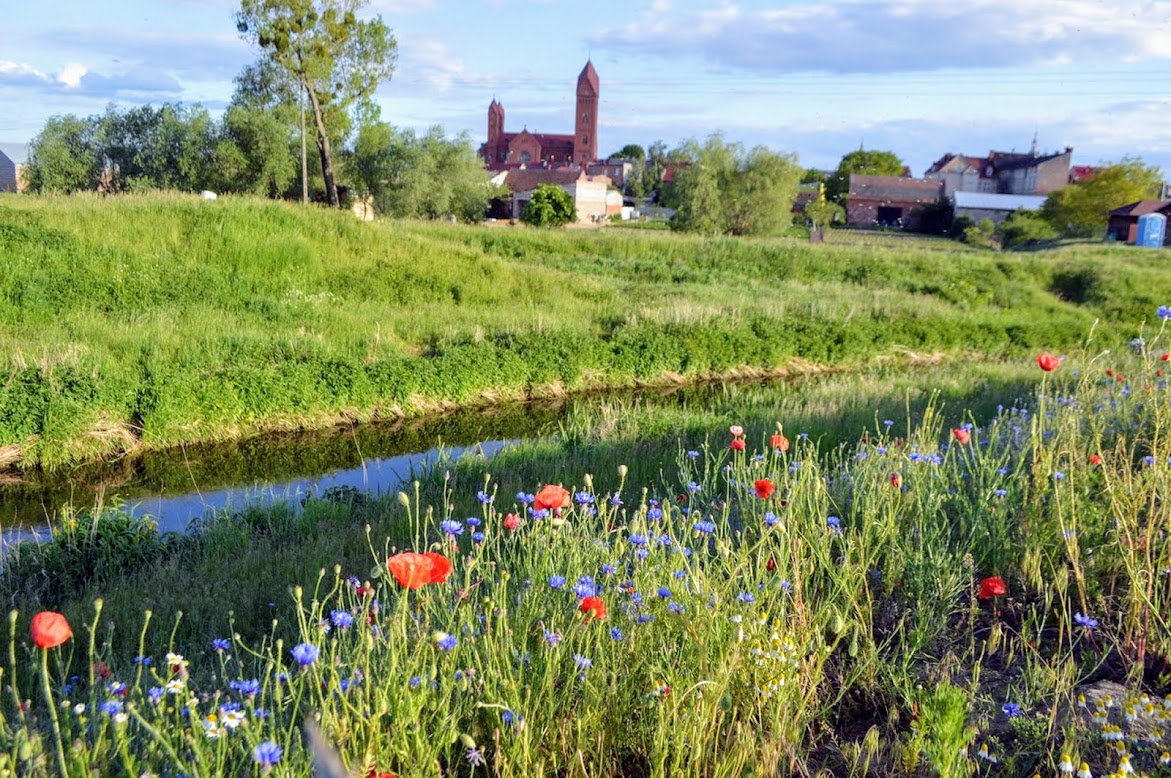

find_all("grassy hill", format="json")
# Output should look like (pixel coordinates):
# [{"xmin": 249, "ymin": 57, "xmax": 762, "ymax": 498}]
[{"xmin": 1, "ymin": 192, "xmax": 1169, "ymax": 468}]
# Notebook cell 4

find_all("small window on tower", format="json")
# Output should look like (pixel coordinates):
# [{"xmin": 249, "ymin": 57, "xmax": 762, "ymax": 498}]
[
  {"xmin": 582, "ymin": 112, "xmax": 590, "ymax": 123},
  {"xmin": 582, "ymin": 134, "xmax": 589, "ymax": 144}
]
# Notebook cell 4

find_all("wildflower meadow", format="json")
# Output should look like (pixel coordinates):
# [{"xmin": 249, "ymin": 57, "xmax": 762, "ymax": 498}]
[{"xmin": 4, "ymin": 320, "xmax": 1171, "ymax": 776}]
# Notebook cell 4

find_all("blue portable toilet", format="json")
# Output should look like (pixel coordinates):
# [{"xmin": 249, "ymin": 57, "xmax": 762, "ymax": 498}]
[{"xmin": 1137, "ymin": 212, "xmax": 1167, "ymax": 248}]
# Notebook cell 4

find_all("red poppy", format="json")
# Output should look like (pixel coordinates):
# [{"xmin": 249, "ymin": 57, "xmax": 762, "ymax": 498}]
[
  {"xmin": 1115, "ymin": 373, "xmax": 1126, "ymax": 382},
  {"xmin": 579, "ymin": 595, "xmax": 607, "ymax": 621},
  {"xmin": 424, "ymin": 552, "xmax": 453, "ymax": 584},
  {"xmin": 770, "ymin": 433, "xmax": 790, "ymax": 452},
  {"xmin": 729, "ymin": 439, "xmax": 746, "ymax": 452},
  {"xmin": 766, "ymin": 557, "xmax": 776, "ymax": 572},
  {"xmin": 889, "ymin": 472, "xmax": 903, "ymax": 489},
  {"xmin": 1036, "ymin": 353, "xmax": 1060, "ymax": 372},
  {"xmin": 503, "ymin": 512, "xmax": 520, "ymax": 531},
  {"xmin": 30, "ymin": 612, "xmax": 72, "ymax": 649},
  {"xmin": 92, "ymin": 661, "xmax": 112, "ymax": 679},
  {"xmin": 1162, "ymin": 353, "xmax": 1170, "ymax": 362},
  {"xmin": 977, "ymin": 576, "xmax": 1007, "ymax": 600},
  {"xmin": 1089, "ymin": 454, "xmax": 1102, "ymax": 466},
  {"xmin": 533, "ymin": 484, "xmax": 571, "ymax": 512},
  {"xmin": 387, "ymin": 552, "xmax": 433, "ymax": 590},
  {"xmin": 754, "ymin": 479, "xmax": 776, "ymax": 499},
  {"xmin": 952, "ymin": 428, "xmax": 971, "ymax": 445},
  {"xmin": 1106, "ymin": 369, "xmax": 1115, "ymax": 378}
]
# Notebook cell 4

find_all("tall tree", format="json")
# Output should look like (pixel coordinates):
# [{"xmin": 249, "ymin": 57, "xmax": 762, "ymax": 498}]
[
  {"xmin": 235, "ymin": 0, "xmax": 397, "ymax": 207},
  {"xmin": 25, "ymin": 115, "xmax": 102, "ymax": 193},
  {"xmin": 826, "ymin": 149, "xmax": 904, "ymax": 202},
  {"xmin": 1041, "ymin": 158, "xmax": 1163, "ymax": 238}
]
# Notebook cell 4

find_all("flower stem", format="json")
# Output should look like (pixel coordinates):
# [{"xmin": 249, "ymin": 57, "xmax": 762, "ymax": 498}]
[{"xmin": 39, "ymin": 647, "xmax": 69, "ymax": 778}]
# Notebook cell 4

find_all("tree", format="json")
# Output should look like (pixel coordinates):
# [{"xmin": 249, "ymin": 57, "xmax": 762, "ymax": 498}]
[
  {"xmin": 669, "ymin": 133, "xmax": 801, "ymax": 236},
  {"xmin": 643, "ymin": 139, "xmax": 670, "ymax": 200},
  {"xmin": 611, "ymin": 144, "xmax": 645, "ymax": 161},
  {"xmin": 1041, "ymin": 158, "xmax": 1163, "ymax": 238},
  {"xmin": 826, "ymin": 149, "xmax": 904, "ymax": 202},
  {"xmin": 521, "ymin": 184, "xmax": 576, "ymax": 227},
  {"xmin": 804, "ymin": 193, "xmax": 844, "ymax": 240},
  {"xmin": 26, "ymin": 115, "xmax": 101, "ymax": 193},
  {"xmin": 1000, "ymin": 209, "xmax": 1057, "ymax": 249},
  {"xmin": 236, "ymin": 0, "xmax": 397, "ymax": 207}
]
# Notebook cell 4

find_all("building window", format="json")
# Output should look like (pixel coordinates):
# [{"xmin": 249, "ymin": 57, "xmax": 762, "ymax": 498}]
[
  {"xmin": 520, "ymin": 151, "xmax": 531, "ymax": 163},
  {"xmin": 581, "ymin": 135, "xmax": 589, "ymax": 145},
  {"xmin": 582, "ymin": 112, "xmax": 590, "ymax": 123}
]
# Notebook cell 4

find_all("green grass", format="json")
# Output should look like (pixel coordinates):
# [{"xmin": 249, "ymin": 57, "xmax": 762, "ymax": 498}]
[
  {"xmin": 3, "ymin": 192, "xmax": 1171, "ymax": 469},
  {"xmin": 2, "ymin": 341, "xmax": 1171, "ymax": 776}
]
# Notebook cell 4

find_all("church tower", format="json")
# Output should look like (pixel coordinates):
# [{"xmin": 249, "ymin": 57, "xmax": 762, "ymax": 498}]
[
  {"xmin": 573, "ymin": 61, "xmax": 599, "ymax": 165},
  {"xmin": 487, "ymin": 99, "xmax": 505, "ymax": 161}
]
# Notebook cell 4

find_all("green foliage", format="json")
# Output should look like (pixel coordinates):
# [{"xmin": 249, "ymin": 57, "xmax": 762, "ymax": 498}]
[
  {"xmin": 520, "ymin": 184, "xmax": 576, "ymax": 227},
  {"xmin": 804, "ymin": 193, "xmax": 844, "ymax": 233},
  {"xmin": 235, "ymin": 0, "xmax": 398, "ymax": 206},
  {"xmin": 963, "ymin": 218, "xmax": 998, "ymax": 250},
  {"xmin": 347, "ymin": 111, "xmax": 494, "ymax": 221},
  {"xmin": 1041, "ymin": 157, "xmax": 1163, "ymax": 238},
  {"xmin": 914, "ymin": 682, "xmax": 976, "ymax": 778},
  {"xmin": 826, "ymin": 148, "xmax": 905, "ymax": 202},
  {"xmin": 611, "ymin": 143, "xmax": 645, "ymax": 160},
  {"xmin": 1001, "ymin": 209, "xmax": 1058, "ymax": 249},
  {"xmin": 670, "ymin": 133, "xmax": 802, "ymax": 236},
  {"xmin": 25, "ymin": 115, "xmax": 102, "ymax": 194}
]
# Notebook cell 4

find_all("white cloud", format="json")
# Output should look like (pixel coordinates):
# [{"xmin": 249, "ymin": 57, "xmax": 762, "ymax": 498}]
[
  {"xmin": 590, "ymin": 0, "xmax": 1171, "ymax": 74},
  {"xmin": 57, "ymin": 63, "xmax": 87, "ymax": 88}
]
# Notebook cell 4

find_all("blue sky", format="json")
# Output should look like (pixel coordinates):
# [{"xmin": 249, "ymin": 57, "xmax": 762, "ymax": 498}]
[{"xmin": 2, "ymin": 0, "xmax": 1170, "ymax": 177}]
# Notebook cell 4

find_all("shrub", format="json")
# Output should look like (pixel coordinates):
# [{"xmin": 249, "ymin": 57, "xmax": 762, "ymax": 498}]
[{"xmin": 520, "ymin": 184, "xmax": 576, "ymax": 227}]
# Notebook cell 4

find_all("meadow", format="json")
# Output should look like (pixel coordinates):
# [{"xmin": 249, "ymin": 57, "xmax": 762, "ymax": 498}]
[
  {"xmin": 2, "ymin": 335, "xmax": 1171, "ymax": 776},
  {"xmin": 3, "ymin": 193, "xmax": 1171, "ymax": 469}
]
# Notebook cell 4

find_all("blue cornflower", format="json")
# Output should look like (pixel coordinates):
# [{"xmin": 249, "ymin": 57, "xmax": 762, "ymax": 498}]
[
  {"xmin": 544, "ymin": 630, "xmax": 562, "ymax": 647},
  {"xmin": 441, "ymin": 519, "xmax": 465, "ymax": 536},
  {"xmin": 210, "ymin": 638, "xmax": 231, "ymax": 653},
  {"xmin": 636, "ymin": 548, "xmax": 650, "ymax": 560},
  {"xmin": 737, "ymin": 592, "xmax": 756, "ymax": 604},
  {"xmin": 657, "ymin": 586, "xmax": 671, "ymax": 598},
  {"xmin": 610, "ymin": 627, "xmax": 624, "ymax": 641},
  {"xmin": 1158, "ymin": 305, "xmax": 1171, "ymax": 322},
  {"xmin": 883, "ymin": 420, "xmax": 894, "ymax": 428},
  {"xmin": 517, "ymin": 491, "xmax": 535, "ymax": 505},
  {"xmin": 575, "ymin": 490, "xmax": 594, "ymax": 505},
  {"xmin": 1074, "ymin": 612, "xmax": 1099, "ymax": 630},
  {"xmin": 630, "ymin": 591, "xmax": 644, "ymax": 606},
  {"xmin": 1002, "ymin": 702, "xmax": 1022, "ymax": 718},
  {"xmin": 656, "ymin": 533, "xmax": 672, "ymax": 547},
  {"xmin": 994, "ymin": 489, "xmax": 1007, "ymax": 498},
  {"xmin": 1143, "ymin": 455, "xmax": 1156, "ymax": 467},
  {"xmin": 1052, "ymin": 471, "xmax": 1065, "ymax": 481},
  {"xmin": 629, "ymin": 533, "xmax": 648, "ymax": 546},
  {"xmin": 330, "ymin": 610, "xmax": 354, "ymax": 629},
  {"xmin": 780, "ymin": 579, "xmax": 793, "ymax": 594},
  {"xmin": 668, "ymin": 600, "xmax": 685, "ymax": 614},
  {"xmin": 672, "ymin": 569, "xmax": 687, "ymax": 579},
  {"xmin": 601, "ymin": 564, "xmax": 617, "ymax": 576},
  {"xmin": 764, "ymin": 511, "xmax": 780, "ymax": 528},
  {"xmin": 636, "ymin": 613, "xmax": 655, "ymax": 624},
  {"xmin": 436, "ymin": 633, "xmax": 458, "ymax": 652},
  {"xmin": 472, "ymin": 531, "xmax": 485, "ymax": 543},
  {"xmin": 692, "ymin": 520, "xmax": 716, "ymax": 535},
  {"xmin": 686, "ymin": 481, "xmax": 701, "ymax": 493},
  {"xmin": 291, "ymin": 643, "xmax": 319, "ymax": 667},
  {"xmin": 687, "ymin": 450, "xmax": 700, "ymax": 458},
  {"xmin": 574, "ymin": 653, "xmax": 592, "ymax": 671},
  {"xmin": 502, "ymin": 709, "xmax": 521, "ymax": 726},
  {"xmin": 466, "ymin": 516, "xmax": 482, "ymax": 527},
  {"xmin": 409, "ymin": 675, "xmax": 423, "ymax": 689},
  {"xmin": 574, "ymin": 580, "xmax": 596, "ymax": 598},
  {"xmin": 230, "ymin": 679, "xmax": 261, "ymax": 696},
  {"xmin": 610, "ymin": 493, "xmax": 623, "ymax": 507},
  {"xmin": 826, "ymin": 516, "xmax": 841, "ymax": 530},
  {"xmin": 133, "ymin": 655, "xmax": 152, "ymax": 665},
  {"xmin": 548, "ymin": 575, "xmax": 567, "ymax": 589},
  {"xmin": 476, "ymin": 491, "xmax": 493, "ymax": 505},
  {"xmin": 252, "ymin": 741, "xmax": 283, "ymax": 768},
  {"xmin": 467, "ymin": 747, "xmax": 486, "ymax": 766},
  {"xmin": 101, "ymin": 700, "xmax": 123, "ymax": 716},
  {"xmin": 148, "ymin": 686, "xmax": 164, "ymax": 703},
  {"xmin": 647, "ymin": 507, "xmax": 663, "ymax": 521}
]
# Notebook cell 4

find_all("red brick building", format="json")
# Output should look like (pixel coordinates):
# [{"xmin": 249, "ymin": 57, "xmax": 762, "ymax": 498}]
[
  {"xmin": 845, "ymin": 175, "xmax": 944, "ymax": 229},
  {"xmin": 479, "ymin": 62, "xmax": 599, "ymax": 168}
]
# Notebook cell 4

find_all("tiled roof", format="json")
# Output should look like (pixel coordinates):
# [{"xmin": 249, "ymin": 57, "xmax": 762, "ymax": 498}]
[
  {"xmin": 504, "ymin": 168, "xmax": 587, "ymax": 193},
  {"xmin": 1108, "ymin": 200, "xmax": 1171, "ymax": 217},
  {"xmin": 848, "ymin": 175, "xmax": 942, "ymax": 203}
]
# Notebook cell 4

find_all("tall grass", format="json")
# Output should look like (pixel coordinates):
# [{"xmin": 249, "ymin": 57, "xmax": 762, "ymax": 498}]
[
  {"xmin": 3, "ymin": 194, "xmax": 1170, "ymax": 468},
  {"xmin": 2, "ymin": 333, "xmax": 1171, "ymax": 775}
]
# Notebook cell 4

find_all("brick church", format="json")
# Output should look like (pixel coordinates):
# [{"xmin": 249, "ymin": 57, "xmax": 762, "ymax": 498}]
[{"xmin": 479, "ymin": 61, "xmax": 599, "ymax": 168}]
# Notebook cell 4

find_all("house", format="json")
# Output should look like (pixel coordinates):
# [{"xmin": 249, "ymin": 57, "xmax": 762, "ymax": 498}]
[
  {"xmin": 1107, "ymin": 200, "xmax": 1171, "ymax": 245},
  {"xmin": 498, "ymin": 168, "xmax": 614, "ymax": 224},
  {"xmin": 953, "ymin": 191, "xmax": 1047, "ymax": 225},
  {"xmin": 0, "ymin": 147, "xmax": 20, "ymax": 193},
  {"xmin": 845, "ymin": 175, "xmax": 943, "ymax": 229},
  {"xmin": 586, "ymin": 159, "xmax": 633, "ymax": 190},
  {"xmin": 480, "ymin": 62, "xmax": 599, "ymax": 168},
  {"xmin": 924, "ymin": 146, "xmax": 1073, "ymax": 197}
]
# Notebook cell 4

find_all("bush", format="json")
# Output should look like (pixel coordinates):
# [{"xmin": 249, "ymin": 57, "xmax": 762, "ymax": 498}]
[
  {"xmin": 521, "ymin": 184, "xmax": 576, "ymax": 227},
  {"xmin": 962, "ymin": 218, "xmax": 998, "ymax": 250},
  {"xmin": 1000, "ymin": 209, "xmax": 1058, "ymax": 249}
]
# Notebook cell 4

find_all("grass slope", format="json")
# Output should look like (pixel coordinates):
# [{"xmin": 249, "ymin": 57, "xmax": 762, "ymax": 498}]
[{"xmin": 2, "ymin": 192, "xmax": 1169, "ymax": 468}]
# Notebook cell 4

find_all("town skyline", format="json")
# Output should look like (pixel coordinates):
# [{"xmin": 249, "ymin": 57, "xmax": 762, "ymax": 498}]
[{"xmin": 2, "ymin": 0, "xmax": 1169, "ymax": 177}]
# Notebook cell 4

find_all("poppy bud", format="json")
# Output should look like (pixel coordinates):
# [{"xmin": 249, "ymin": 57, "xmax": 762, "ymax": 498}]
[{"xmin": 1036, "ymin": 353, "xmax": 1060, "ymax": 372}]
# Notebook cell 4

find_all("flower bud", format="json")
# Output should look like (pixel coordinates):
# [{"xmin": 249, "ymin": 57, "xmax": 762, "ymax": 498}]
[
  {"xmin": 618, "ymin": 465, "xmax": 628, "ymax": 479},
  {"xmin": 398, "ymin": 491, "xmax": 410, "ymax": 507}
]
